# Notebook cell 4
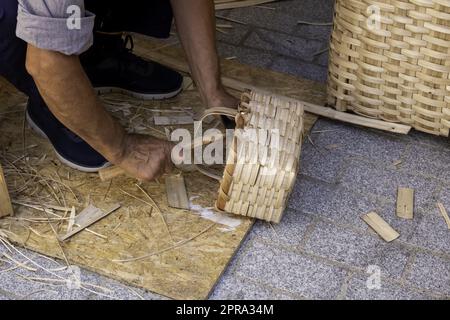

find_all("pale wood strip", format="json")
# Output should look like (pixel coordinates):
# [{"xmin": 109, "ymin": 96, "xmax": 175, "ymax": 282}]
[
  {"xmin": 166, "ymin": 175, "xmax": 190, "ymax": 210},
  {"xmin": 0, "ymin": 164, "xmax": 13, "ymax": 218},
  {"xmin": 396, "ymin": 188, "xmax": 414, "ymax": 219},
  {"xmin": 362, "ymin": 212, "xmax": 400, "ymax": 242}
]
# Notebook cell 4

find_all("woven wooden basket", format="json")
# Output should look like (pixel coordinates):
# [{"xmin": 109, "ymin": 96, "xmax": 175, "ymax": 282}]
[
  {"xmin": 327, "ymin": 0, "xmax": 450, "ymax": 136},
  {"xmin": 200, "ymin": 90, "xmax": 304, "ymax": 223}
]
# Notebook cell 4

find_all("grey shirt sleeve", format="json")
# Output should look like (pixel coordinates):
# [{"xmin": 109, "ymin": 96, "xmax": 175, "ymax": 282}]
[{"xmin": 16, "ymin": 0, "xmax": 95, "ymax": 55}]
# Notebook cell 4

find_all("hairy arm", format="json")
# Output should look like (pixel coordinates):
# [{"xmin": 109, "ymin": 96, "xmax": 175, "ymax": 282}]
[
  {"xmin": 170, "ymin": 0, "xmax": 237, "ymax": 108},
  {"xmin": 25, "ymin": 45, "xmax": 172, "ymax": 180},
  {"xmin": 26, "ymin": 45, "xmax": 126, "ymax": 162}
]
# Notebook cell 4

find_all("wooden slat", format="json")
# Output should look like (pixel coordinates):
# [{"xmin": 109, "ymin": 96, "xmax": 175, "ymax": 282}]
[
  {"xmin": 215, "ymin": 0, "xmax": 277, "ymax": 10},
  {"xmin": 99, "ymin": 166, "xmax": 127, "ymax": 182},
  {"xmin": 437, "ymin": 203, "xmax": 450, "ymax": 229},
  {"xmin": 362, "ymin": 212, "xmax": 400, "ymax": 242},
  {"xmin": 60, "ymin": 204, "xmax": 121, "ymax": 241},
  {"xmin": 396, "ymin": 188, "xmax": 414, "ymax": 219},
  {"xmin": 166, "ymin": 175, "xmax": 190, "ymax": 210},
  {"xmin": 0, "ymin": 164, "xmax": 13, "ymax": 218},
  {"xmin": 134, "ymin": 49, "xmax": 412, "ymax": 135}
]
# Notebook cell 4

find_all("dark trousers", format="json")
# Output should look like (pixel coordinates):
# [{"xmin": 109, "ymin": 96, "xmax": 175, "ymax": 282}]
[
  {"xmin": 0, "ymin": 0, "xmax": 173, "ymax": 101},
  {"xmin": 85, "ymin": 0, "xmax": 173, "ymax": 38}
]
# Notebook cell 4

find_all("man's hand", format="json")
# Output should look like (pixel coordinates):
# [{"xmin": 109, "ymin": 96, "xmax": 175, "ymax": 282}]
[
  {"xmin": 206, "ymin": 87, "xmax": 240, "ymax": 110},
  {"xmin": 115, "ymin": 134, "xmax": 174, "ymax": 181}
]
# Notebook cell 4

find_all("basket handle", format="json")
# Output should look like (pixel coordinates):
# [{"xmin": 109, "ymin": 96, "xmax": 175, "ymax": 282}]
[{"xmin": 187, "ymin": 106, "xmax": 241, "ymax": 181}]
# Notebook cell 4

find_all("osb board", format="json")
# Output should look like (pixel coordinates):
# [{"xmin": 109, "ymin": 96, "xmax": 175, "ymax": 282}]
[
  {"xmin": 0, "ymin": 40, "xmax": 322, "ymax": 299},
  {"xmin": 132, "ymin": 35, "xmax": 325, "ymax": 133},
  {"xmin": 0, "ymin": 78, "xmax": 255, "ymax": 300}
]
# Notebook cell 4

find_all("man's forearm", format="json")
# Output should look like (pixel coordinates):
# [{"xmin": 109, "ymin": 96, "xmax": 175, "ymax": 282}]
[
  {"xmin": 170, "ymin": 0, "xmax": 222, "ymax": 105},
  {"xmin": 25, "ymin": 44, "xmax": 125, "ymax": 163}
]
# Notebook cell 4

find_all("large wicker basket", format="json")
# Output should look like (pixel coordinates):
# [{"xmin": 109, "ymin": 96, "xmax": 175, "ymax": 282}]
[
  {"xmin": 199, "ymin": 90, "xmax": 304, "ymax": 223},
  {"xmin": 327, "ymin": 0, "xmax": 450, "ymax": 136}
]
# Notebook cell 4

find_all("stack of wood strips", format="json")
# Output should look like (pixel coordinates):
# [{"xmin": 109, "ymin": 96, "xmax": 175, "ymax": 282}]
[
  {"xmin": 327, "ymin": 0, "xmax": 450, "ymax": 136},
  {"xmin": 215, "ymin": 0, "xmax": 277, "ymax": 10}
]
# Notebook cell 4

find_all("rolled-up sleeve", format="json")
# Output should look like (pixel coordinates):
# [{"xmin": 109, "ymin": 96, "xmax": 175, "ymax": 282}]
[{"xmin": 16, "ymin": 0, "xmax": 95, "ymax": 55}]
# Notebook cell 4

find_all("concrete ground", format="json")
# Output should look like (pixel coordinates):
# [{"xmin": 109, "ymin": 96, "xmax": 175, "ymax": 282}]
[{"xmin": 1, "ymin": 0, "xmax": 450, "ymax": 300}]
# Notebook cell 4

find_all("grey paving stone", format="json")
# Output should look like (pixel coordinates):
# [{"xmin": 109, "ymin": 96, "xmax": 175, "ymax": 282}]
[
  {"xmin": 210, "ymin": 269, "xmax": 296, "ymax": 300},
  {"xmin": 322, "ymin": 190, "xmax": 383, "ymax": 230},
  {"xmin": 405, "ymin": 252, "xmax": 450, "ymax": 296},
  {"xmin": 407, "ymin": 130, "xmax": 450, "ymax": 151},
  {"xmin": 216, "ymin": 21, "xmax": 251, "ymax": 45},
  {"xmin": 311, "ymin": 118, "xmax": 345, "ymax": 131},
  {"xmin": 310, "ymin": 120, "xmax": 408, "ymax": 165},
  {"xmin": 217, "ymin": 42, "xmax": 273, "ymax": 68},
  {"xmin": 250, "ymin": 209, "xmax": 314, "ymax": 247},
  {"xmin": 396, "ymin": 174, "xmax": 441, "ymax": 211},
  {"xmin": 304, "ymin": 220, "xmax": 410, "ymax": 279},
  {"xmin": 227, "ymin": 1, "xmax": 301, "ymax": 34},
  {"xmin": 299, "ymin": 140, "xmax": 347, "ymax": 184},
  {"xmin": 438, "ymin": 186, "xmax": 450, "ymax": 213},
  {"xmin": 0, "ymin": 288, "xmax": 20, "ymax": 300},
  {"xmin": 288, "ymin": 175, "xmax": 338, "ymax": 214},
  {"xmin": 270, "ymin": 56, "xmax": 328, "ymax": 83},
  {"xmin": 374, "ymin": 205, "xmax": 420, "ymax": 242},
  {"xmin": 293, "ymin": 24, "xmax": 333, "ymax": 42},
  {"xmin": 340, "ymin": 159, "xmax": 440, "ymax": 209},
  {"xmin": 289, "ymin": 173, "xmax": 386, "ymax": 230},
  {"xmin": 408, "ymin": 210, "xmax": 450, "ymax": 256},
  {"xmin": 0, "ymin": 247, "xmax": 163, "ymax": 300},
  {"xmin": 281, "ymin": 0, "xmax": 336, "ymax": 23},
  {"xmin": 345, "ymin": 275, "xmax": 437, "ymax": 300},
  {"xmin": 236, "ymin": 238, "xmax": 348, "ymax": 299},
  {"xmin": 314, "ymin": 49, "xmax": 330, "ymax": 67},
  {"xmin": 244, "ymin": 29, "xmax": 324, "ymax": 62},
  {"xmin": 401, "ymin": 143, "xmax": 450, "ymax": 183}
]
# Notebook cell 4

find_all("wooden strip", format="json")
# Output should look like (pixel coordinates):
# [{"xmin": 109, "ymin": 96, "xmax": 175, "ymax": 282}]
[
  {"xmin": 0, "ymin": 164, "xmax": 13, "ymax": 218},
  {"xmin": 99, "ymin": 166, "xmax": 127, "ymax": 182},
  {"xmin": 396, "ymin": 188, "xmax": 414, "ymax": 219},
  {"xmin": 165, "ymin": 175, "xmax": 190, "ymax": 210},
  {"xmin": 361, "ymin": 212, "xmax": 400, "ymax": 242},
  {"xmin": 60, "ymin": 204, "xmax": 121, "ymax": 241},
  {"xmin": 136, "ymin": 50, "xmax": 411, "ymax": 135},
  {"xmin": 74, "ymin": 204, "xmax": 102, "ymax": 226},
  {"xmin": 437, "ymin": 203, "xmax": 450, "ymax": 230},
  {"xmin": 215, "ymin": 0, "xmax": 276, "ymax": 10},
  {"xmin": 67, "ymin": 206, "xmax": 76, "ymax": 232}
]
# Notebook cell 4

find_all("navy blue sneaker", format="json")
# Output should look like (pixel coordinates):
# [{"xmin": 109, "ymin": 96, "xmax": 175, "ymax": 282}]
[
  {"xmin": 81, "ymin": 34, "xmax": 183, "ymax": 100},
  {"xmin": 26, "ymin": 96, "xmax": 110, "ymax": 172}
]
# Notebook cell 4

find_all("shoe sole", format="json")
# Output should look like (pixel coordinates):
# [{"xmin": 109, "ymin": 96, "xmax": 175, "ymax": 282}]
[
  {"xmin": 26, "ymin": 111, "xmax": 111, "ymax": 173},
  {"xmin": 94, "ymin": 86, "xmax": 182, "ymax": 100}
]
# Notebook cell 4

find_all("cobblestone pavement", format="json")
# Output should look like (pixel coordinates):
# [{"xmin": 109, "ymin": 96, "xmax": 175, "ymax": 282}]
[{"xmin": 1, "ymin": 0, "xmax": 449, "ymax": 300}]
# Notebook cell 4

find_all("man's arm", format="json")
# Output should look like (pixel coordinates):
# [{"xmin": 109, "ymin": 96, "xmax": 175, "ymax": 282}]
[
  {"xmin": 25, "ymin": 46, "xmax": 173, "ymax": 181},
  {"xmin": 170, "ymin": 0, "xmax": 238, "ymax": 109},
  {"xmin": 16, "ymin": 0, "xmax": 173, "ymax": 181}
]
